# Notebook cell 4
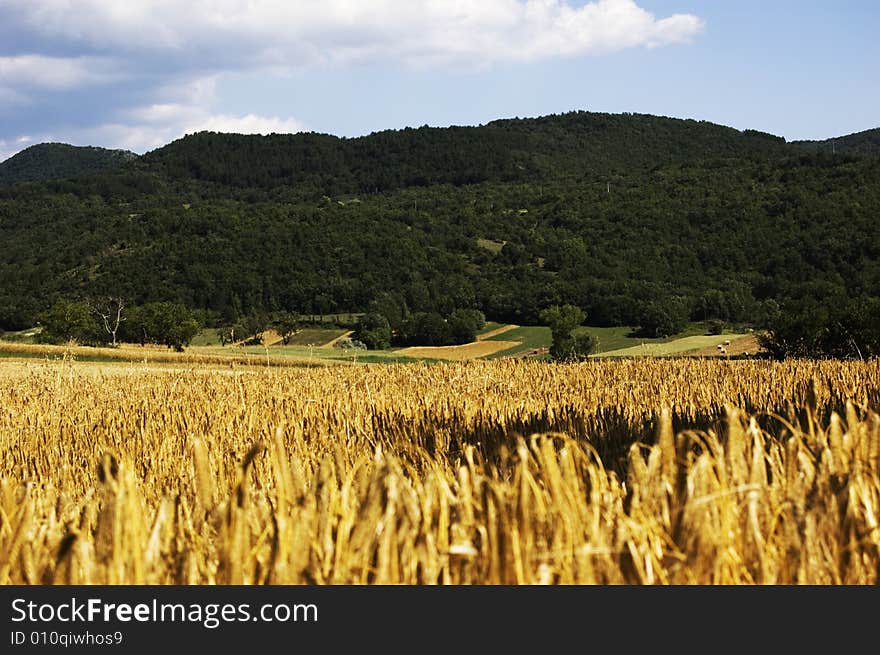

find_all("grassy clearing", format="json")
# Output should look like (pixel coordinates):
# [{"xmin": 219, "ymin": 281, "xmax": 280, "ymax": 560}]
[
  {"xmin": 190, "ymin": 328, "xmax": 223, "ymax": 346},
  {"xmin": 573, "ymin": 323, "xmax": 755, "ymax": 355},
  {"xmin": 483, "ymin": 326, "xmax": 552, "ymax": 359},
  {"xmin": 596, "ymin": 333, "xmax": 752, "ymax": 358},
  {"xmin": 485, "ymin": 325, "xmax": 551, "ymax": 346},
  {"xmin": 476, "ymin": 238, "xmax": 505, "ymax": 254},
  {"xmin": 572, "ymin": 326, "xmax": 647, "ymax": 353},
  {"xmin": 475, "ymin": 324, "xmax": 519, "ymax": 341},
  {"xmin": 0, "ymin": 327, "xmax": 41, "ymax": 343},
  {"xmin": 476, "ymin": 321, "xmax": 505, "ymax": 336}
]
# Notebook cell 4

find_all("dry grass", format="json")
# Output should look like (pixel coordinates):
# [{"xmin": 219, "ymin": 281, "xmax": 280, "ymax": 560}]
[
  {"xmin": 688, "ymin": 334, "xmax": 762, "ymax": 357},
  {"xmin": 1, "ymin": 358, "xmax": 878, "ymax": 584},
  {"xmin": 396, "ymin": 340, "xmax": 519, "ymax": 360},
  {"xmin": 0, "ymin": 341, "xmax": 333, "ymax": 368},
  {"xmin": 597, "ymin": 334, "xmax": 753, "ymax": 358}
]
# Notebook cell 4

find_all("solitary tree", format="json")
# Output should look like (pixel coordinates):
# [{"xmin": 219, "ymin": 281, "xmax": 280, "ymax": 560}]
[
  {"xmin": 271, "ymin": 310, "xmax": 301, "ymax": 345},
  {"xmin": 539, "ymin": 304, "xmax": 596, "ymax": 361},
  {"xmin": 91, "ymin": 297, "xmax": 125, "ymax": 347}
]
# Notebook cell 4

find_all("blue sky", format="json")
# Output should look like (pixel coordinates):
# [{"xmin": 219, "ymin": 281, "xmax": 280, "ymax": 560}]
[{"xmin": 1, "ymin": 1, "xmax": 877, "ymax": 162}]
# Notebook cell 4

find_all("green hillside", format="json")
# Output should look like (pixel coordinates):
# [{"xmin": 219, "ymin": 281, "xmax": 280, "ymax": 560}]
[
  {"xmin": 142, "ymin": 111, "xmax": 788, "ymax": 193},
  {"xmin": 0, "ymin": 110, "xmax": 878, "ymax": 359},
  {"xmin": 792, "ymin": 127, "xmax": 880, "ymax": 156},
  {"xmin": 0, "ymin": 143, "xmax": 137, "ymax": 186}
]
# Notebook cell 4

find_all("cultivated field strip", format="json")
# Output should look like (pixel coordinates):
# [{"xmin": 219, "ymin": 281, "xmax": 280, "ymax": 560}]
[{"xmin": 1, "ymin": 358, "xmax": 878, "ymax": 584}]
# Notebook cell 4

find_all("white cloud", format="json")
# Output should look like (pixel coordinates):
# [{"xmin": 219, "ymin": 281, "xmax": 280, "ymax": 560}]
[
  {"xmin": 0, "ymin": 63, "xmax": 304, "ymax": 160},
  {"xmin": 0, "ymin": 136, "xmax": 35, "ymax": 163},
  {"xmin": 12, "ymin": 107, "xmax": 307, "ymax": 158},
  {"xmin": 124, "ymin": 99, "xmax": 306, "ymax": 147},
  {"xmin": 0, "ymin": 1, "xmax": 703, "ymax": 157},
  {"xmin": 0, "ymin": 55, "xmax": 120, "ymax": 90},
  {"xmin": 181, "ymin": 112, "xmax": 306, "ymax": 136},
  {"xmin": 0, "ymin": 142, "xmax": 17, "ymax": 164},
  {"xmin": 3, "ymin": 1, "xmax": 704, "ymax": 67}
]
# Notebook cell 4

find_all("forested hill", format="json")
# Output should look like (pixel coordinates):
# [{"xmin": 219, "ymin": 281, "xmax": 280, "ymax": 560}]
[
  {"xmin": 142, "ymin": 112, "xmax": 789, "ymax": 193},
  {"xmin": 793, "ymin": 128, "xmax": 880, "ymax": 156},
  {"xmin": 0, "ymin": 143, "xmax": 136, "ymax": 186},
  {"xmin": 0, "ymin": 110, "xmax": 878, "ymax": 345}
]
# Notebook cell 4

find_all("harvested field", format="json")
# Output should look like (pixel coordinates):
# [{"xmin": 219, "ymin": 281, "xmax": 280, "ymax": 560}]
[
  {"xmin": 396, "ymin": 339, "xmax": 519, "ymax": 360},
  {"xmin": 689, "ymin": 334, "xmax": 762, "ymax": 357},
  {"xmin": 597, "ymin": 334, "xmax": 752, "ymax": 358}
]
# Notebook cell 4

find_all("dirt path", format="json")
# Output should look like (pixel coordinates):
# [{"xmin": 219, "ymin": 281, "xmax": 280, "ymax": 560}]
[
  {"xmin": 477, "ymin": 324, "xmax": 519, "ymax": 341},
  {"xmin": 259, "ymin": 329, "xmax": 284, "ymax": 347},
  {"xmin": 321, "ymin": 330, "xmax": 354, "ymax": 348}
]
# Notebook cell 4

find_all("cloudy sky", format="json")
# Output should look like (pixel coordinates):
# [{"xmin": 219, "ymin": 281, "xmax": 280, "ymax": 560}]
[{"xmin": 0, "ymin": 1, "xmax": 877, "ymax": 162}]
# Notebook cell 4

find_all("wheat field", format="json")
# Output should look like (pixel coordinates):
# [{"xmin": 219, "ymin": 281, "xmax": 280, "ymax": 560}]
[{"xmin": 1, "ymin": 357, "xmax": 878, "ymax": 584}]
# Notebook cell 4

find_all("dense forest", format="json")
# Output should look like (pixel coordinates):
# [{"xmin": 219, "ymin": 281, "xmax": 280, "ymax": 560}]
[
  {"xmin": 1, "ymin": 111, "xmax": 878, "ymax": 356},
  {"xmin": 792, "ymin": 127, "xmax": 880, "ymax": 157},
  {"xmin": 0, "ymin": 143, "xmax": 136, "ymax": 186}
]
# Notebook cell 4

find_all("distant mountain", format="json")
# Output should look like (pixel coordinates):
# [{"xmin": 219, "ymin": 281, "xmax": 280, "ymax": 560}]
[
  {"xmin": 792, "ymin": 127, "xmax": 880, "ymax": 156},
  {"xmin": 0, "ymin": 143, "xmax": 137, "ymax": 186},
  {"xmin": 143, "ymin": 111, "xmax": 790, "ymax": 193}
]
